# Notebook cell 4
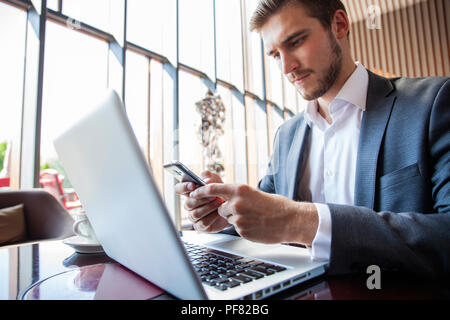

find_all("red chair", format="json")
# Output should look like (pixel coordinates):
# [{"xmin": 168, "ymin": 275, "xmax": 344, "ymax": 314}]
[
  {"xmin": 0, "ymin": 177, "xmax": 9, "ymax": 187},
  {"xmin": 39, "ymin": 169, "xmax": 82, "ymax": 211}
]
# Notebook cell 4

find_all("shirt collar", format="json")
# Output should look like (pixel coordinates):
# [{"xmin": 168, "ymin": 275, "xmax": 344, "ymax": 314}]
[{"xmin": 334, "ymin": 62, "xmax": 368, "ymax": 111}]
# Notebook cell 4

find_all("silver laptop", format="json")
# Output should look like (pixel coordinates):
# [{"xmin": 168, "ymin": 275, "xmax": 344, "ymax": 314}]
[{"xmin": 54, "ymin": 90, "xmax": 328, "ymax": 300}]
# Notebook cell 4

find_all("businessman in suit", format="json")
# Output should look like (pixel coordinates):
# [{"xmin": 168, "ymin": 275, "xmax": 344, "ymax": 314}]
[{"xmin": 175, "ymin": 0, "xmax": 450, "ymax": 279}]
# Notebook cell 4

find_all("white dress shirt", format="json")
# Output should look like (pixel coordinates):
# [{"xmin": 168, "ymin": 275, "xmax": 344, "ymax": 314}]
[{"xmin": 297, "ymin": 62, "xmax": 369, "ymax": 261}]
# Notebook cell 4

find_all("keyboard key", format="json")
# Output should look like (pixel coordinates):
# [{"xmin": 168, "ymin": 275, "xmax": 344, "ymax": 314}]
[
  {"xmin": 205, "ymin": 248, "xmax": 242, "ymax": 260},
  {"xmin": 235, "ymin": 263, "xmax": 252, "ymax": 270},
  {"xmin": 238, "ymin": 258, "xmax": 254, "ymax": 263},
  {"xmin": 249, "ymin": 266, "xmax": 274, "ymax": 276},
  {"xmin": 215, "ymin": 284, "xmax": 228, "ymax": 291},
  {"xmin": 227, "ymin": 280, "xmax": 241, "ymax": 288},
  {"xmin": 268, "ymin": 265, "xmax": 287, "ymax": 272},
  {"xmin": 230, "ymin": 275, "xmax": 253, "ymax": 283},
  {"xmin": 259, "ymin": 263, "xmax": 276, "ymax": 269},
  {"xmin": 205, "ymin": 274, "xmax": 219, "ymax": 281},
  {"xmin": 238, "ymin": 270, "xmax": 264, "ymax": 279},
  {"xmin": 210, "ymin": 277, "xmax": 230, "ymax": 286}
]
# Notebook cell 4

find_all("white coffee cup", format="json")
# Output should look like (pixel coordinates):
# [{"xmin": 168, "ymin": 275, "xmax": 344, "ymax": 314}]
[{"xmin": 72, "ymin": 214, "xmax": 99, "ymax": 244}]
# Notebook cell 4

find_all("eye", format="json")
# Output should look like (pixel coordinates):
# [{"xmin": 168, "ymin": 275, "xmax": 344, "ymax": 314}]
[
  {"xmin": 273, "ymin": 52, "xmax": 280, "ymax": 60},
  {"xmin": 291, "ymin": 36, "xmax": 306, "ymax": 47}
]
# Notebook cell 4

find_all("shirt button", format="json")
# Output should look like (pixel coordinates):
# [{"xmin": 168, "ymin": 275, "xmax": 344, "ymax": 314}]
[{"xmin": 326, "ymin": 170, "xmax": 334, "ymax": 177}]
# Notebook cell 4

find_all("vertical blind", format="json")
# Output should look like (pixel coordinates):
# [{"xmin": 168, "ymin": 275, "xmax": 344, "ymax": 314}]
[{"xmin": 342, "ymin": 0, "xmax": 450, "ymax": 77}]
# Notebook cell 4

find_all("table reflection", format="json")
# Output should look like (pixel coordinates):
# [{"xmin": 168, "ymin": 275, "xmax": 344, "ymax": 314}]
[
  {"xmin": 23, "ymin": 263, "xmax": 165, "ymax": 300},
  {"xmin": 1, "ymin": 240, "xmax": 449, "ymax": 300}
]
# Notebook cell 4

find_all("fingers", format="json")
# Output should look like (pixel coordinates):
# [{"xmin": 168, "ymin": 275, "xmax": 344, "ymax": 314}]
[
  {"xmin": 184, "ymin": 196, "xmax": 215, "ymax": 211},
  {"xmin": 193, "ymin": 213, "xmax": 231, "ymax": 233},
  {"xmin": 174, "ymin": 182, "xmax": 197, "ymax": 196},
  {"xmin": 201, "ymin": 170, "xmax": 223, "ymax": 184},
  {"xmin": 193, "ymin": 213, "xmax": 220, "ymax": 232},
  {"xmin": 174, "ymin": 171, "xmax": 223, "ymax": 196},
  {"xmin": 189, "ymin": 183, "xmax": 236, "ymax": 200},
  {"xmin": 186, "ymin": 198, "xmax": 222, "ymax": 221},
  {"xmin": 217, "ymin": 202, "xmax": 234, "ymax": 220}
]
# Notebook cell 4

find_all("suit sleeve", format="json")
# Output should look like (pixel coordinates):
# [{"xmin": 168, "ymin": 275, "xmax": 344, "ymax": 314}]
[{"xmin": 327, "ymin": 79, "xmax": 450, "ymax": 280}]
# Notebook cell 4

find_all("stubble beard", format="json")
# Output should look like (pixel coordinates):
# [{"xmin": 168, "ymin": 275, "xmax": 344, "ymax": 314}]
[{"xmin": 297, "ymin": 33, "xmax": 343, "ymax": 101}]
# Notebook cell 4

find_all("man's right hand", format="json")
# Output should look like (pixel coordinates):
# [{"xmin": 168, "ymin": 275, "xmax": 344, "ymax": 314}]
[{"xmin": 174, "ymin": 171, "xmax": 231, "ymax": 233}]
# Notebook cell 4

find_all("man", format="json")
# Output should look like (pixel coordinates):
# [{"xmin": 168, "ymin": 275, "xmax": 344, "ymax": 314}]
[{"xmin": 175, "ymin": 0, "xmax": 450, "ymax": 280}]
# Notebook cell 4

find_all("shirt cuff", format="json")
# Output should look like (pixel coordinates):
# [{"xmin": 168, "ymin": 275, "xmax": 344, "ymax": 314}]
[{"xmin": 308, "ymin": 203, "xmax": 332, "ymax": 261}]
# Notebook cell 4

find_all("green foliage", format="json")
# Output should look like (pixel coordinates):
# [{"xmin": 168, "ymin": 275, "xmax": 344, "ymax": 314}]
[{"xmin": 0, "ymin": 142, "xmax": 7, "ymax": 172}]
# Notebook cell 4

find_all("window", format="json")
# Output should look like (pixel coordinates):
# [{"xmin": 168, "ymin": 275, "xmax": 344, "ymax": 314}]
[
  {"xmin": 179, "ymin": 0, "xmax": 215, "ymax": 80},
  {"xmin": 178, "ymin": 70, "xmax": 209, "ymax": 226},
  {"xmin": 148, "ymin": 59, "xmax": 166, "ymax": 193},
  {"xmin": 47, "ymin": 0, "xmax": 59, "ymax": 11},
  {"xmin": 40, "ymin": 21, "xmax": 109, "ymax": 187},
  {"xmin": 127, "ymin": 0, "xmax": 177, "ymax": 64},
  {"xmin": 1, "ymin": 0, "xmax": 306, "ymax": 229},
  {"xmin": 230, "ymin": 92, "xmax": 248, "ymax": 184},
  {"xmin": 178, "ymin": 71, "xmax": 207, "ymax": 178},
  {"xmin": 63, "ymin": 0, "xmax": 125, "ymax": 46},
  {"xmin": 215, "ymin": 0, "xmax": 244, "ymax": 91},
  {"xmin": 245, "ymin": 96, "xmax": 269, "ymax": 187},
  {"xmin": 0, "ymin": 2, "xmax": 26, "ymax": 141},
  {"xmin": 242, "ymin": 0, "xmax": 264, "ymax": 98},
  {"xmin": 254, "ymin": 100, "xmax": 269, "ymax": 181},
  {"xmin": 216, "ymin": 85, "xmax": 248, "ymax": 184},
  {"xmin": 125, "ymin": 50, "xmax": 150, "ymax": 157},
  {"xmin": 63, "ymin": 0, "xmax": 111, "ymax": 32},
  {"xmin": 0, "ymin": 3, "xmax": 26, "ymax": 186},
  {"xmin": 264, "ymin": 52, "xmax": 283, "ymax": 107}
]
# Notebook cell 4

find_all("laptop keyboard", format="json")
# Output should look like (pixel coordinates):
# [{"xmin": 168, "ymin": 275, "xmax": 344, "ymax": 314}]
[{"xmin": 184, "ymin": 242, "xmax": 287, "ymax": 291}]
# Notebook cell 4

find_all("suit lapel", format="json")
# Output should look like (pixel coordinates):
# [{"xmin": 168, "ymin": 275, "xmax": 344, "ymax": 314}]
[
  {"xmin": 287, "ymin": 119, "xmax": 310, "ymax": 200},
  {"xmin": 354, "ymin": 71, "xmax": 396, "ymax": 209}
]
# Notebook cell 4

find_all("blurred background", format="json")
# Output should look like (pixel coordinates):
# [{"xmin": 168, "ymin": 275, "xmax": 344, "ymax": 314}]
[{"xmin": 0, "ymin": 0, "xmax": 448, "ymax": 230}]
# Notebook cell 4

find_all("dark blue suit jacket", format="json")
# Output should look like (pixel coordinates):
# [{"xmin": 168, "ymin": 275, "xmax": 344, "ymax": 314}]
[{"xmin": 257, "ymin": 71, "xmax": 450, "ymax": 279}]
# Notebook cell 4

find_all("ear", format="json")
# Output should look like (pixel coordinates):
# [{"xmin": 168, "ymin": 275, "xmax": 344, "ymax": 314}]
[{"xmin": 332, "ymin": 9, "xmax": 350, "ymax": 40}]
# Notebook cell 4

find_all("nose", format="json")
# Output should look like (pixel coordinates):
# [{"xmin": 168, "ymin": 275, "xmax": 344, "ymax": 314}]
[{"xmin": 280, "ymin": 51, "xmax": 300, "ymax": 76}]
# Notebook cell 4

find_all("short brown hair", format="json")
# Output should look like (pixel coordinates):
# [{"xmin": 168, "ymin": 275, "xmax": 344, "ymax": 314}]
[{"xmin": 249, "ymin": 0, "xmax": 347, "ymax": 32}]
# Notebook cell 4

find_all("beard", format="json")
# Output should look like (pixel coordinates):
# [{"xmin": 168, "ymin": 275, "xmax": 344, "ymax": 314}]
[{"xmin": 294, "ymin": 33, "xmax": 343, "ymax": 101}]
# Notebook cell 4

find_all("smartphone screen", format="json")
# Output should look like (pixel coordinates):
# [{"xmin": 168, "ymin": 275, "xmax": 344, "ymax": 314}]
[{"xmin": 163, "ymin": 161, "xmax": 206, "ymax": 186}]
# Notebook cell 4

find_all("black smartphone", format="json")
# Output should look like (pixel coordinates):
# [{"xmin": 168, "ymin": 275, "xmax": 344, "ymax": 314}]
[{"xmin": 163, "ymin": 161, "xmax": 206, "ymax": 186}]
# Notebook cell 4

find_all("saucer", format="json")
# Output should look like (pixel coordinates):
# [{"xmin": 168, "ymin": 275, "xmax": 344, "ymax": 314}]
[{"xmin": 63, "ymin": 236, "xmax": 104, "ymax": 254}]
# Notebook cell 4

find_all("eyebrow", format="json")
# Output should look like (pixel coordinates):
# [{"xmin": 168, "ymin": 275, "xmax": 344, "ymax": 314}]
[{"xmin": 266, "ymin": 29, "xmax": 311, "ymax": 56}]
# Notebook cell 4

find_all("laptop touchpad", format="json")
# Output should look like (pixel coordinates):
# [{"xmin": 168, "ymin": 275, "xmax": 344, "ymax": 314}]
[{"xmin": 209, "ymin": 237, "xmax": 313, "ymax": 266}]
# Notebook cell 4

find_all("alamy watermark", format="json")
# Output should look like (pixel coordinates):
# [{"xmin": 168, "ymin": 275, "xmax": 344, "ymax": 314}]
[
  {"xmin": 366, "ymin": 5, "xmax": 382, "ymax": 30},
  {"xmin": 66, "ymin": 18, "xmax": 81, "ymax": 30},
  {"xmin": 366, "ymin": 265, "xmax": 381, "ymax": 290}
]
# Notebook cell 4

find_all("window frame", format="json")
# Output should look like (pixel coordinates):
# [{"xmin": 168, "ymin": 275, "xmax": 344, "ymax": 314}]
[{"xmin": 1, "ymin": 0, "xmax": 300, "ymax": 231}]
